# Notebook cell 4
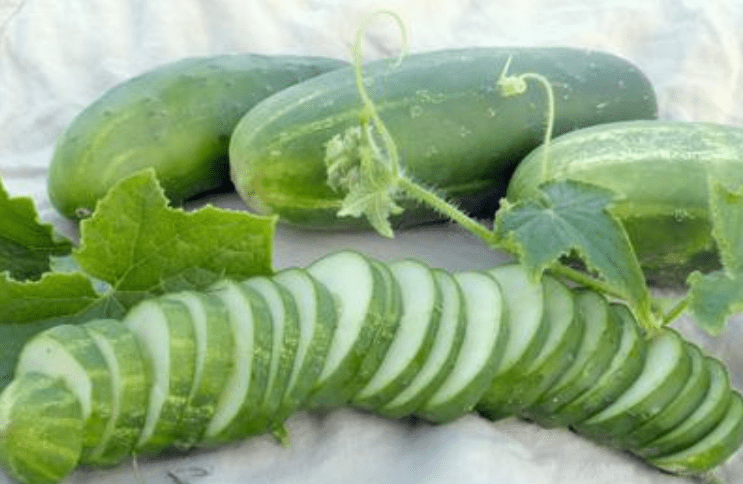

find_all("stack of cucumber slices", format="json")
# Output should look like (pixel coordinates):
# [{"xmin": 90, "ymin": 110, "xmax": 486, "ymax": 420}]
[{"xmin": 1, "ymin": 250, "xmax": 741, "ymax": 484}]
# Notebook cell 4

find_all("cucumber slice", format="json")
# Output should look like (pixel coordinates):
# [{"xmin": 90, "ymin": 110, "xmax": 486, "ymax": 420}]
[
  {"xmin": 636, "ymin": 356, "xmax": 734, "ymax": 459},
  {"xmin": 574, "ymin": 327, "xmax": 692, "ymax": 442},
  {"xmin": 619, "ymin": 342, "xmax": 710, "ymax": 450},
  {"xmin": 353, "ymin": 259, "xmax": 440, "ymax": 410},
  {"xmin": 14, "ymin": 324, "xmax": 112, "ymax": 461},
  {"xmin": 304, "ymin": 251, "xmax": 390, "ymax": 408},
  {"xmin": 160, "ymin": 291, "xmax": 235, "ymax": 449},
  {"xmin": 555, "ymin": 303, "xmax": 647, "ymax": 426},
  {"xmin": 478, "ymin": 276, "xmax": 581, "ymax": 420},
  {"xmin": 242, "ymin": 276, "xmax": 300, "ymax": 433},
  {"xmin": 475, "ymin": 265, "xmax": 547, "ymax": 420},
  {"xmin": 378, "ymin": 268, "xmax": 466, "ymax": 418},
  {"xmin": 418, "ymin": 270, "xmax": 507, "ymax": 423},
  {"xmin": 203, "ymin": 280, "xmax": 273, "ymax": 443},
  {"xmin": 648, "ymin": 391, "xmax": 743, "ymax": 473},
  {"xmin": 272, "ymin": 268, "xmax": 336, "ymax": 419},
  {"xmin": 0, "ymin": 373, "xmax": 83, "ymax": 484},
  {"xmin": 83, "ymin": 319, "xmax": 149, "ymax": 465},
  {"xmin": 525, "ymin": 289, "xmax": 621, "ymax": 427},
  {"xmin": 124, "ymin": 297, "xmax": 196, "ymax": 453}
]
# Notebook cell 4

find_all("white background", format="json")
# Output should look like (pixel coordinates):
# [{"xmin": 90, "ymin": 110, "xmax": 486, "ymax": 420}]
[{"xmin": 1, "ymin": 1, "xmax": 742, "ymax": 483}]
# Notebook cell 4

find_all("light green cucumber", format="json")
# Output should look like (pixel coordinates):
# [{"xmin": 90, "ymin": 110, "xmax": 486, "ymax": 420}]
[
  {"xmin": 418, "ymin": 270, "xmax": 507, "ymax": 422},
  {"xmin": 506, "ymin": 120, "xmax": 743, "ymax": 284},
  {"xmin": 123, "ymin": 297, "xmax": 196, "ymax": 454},
  {"xmin": 378, "ymin": 268, "xmax": 466, "ymax": 418},
  {"xmin": 14, "ymin": 325, "xmax": 112, "ymax": 462},
  {"xmin": 48, "ymin": 54, "xmax": 348, "ymax": 219},
  {"xmin": 353, "ymin": 259, "xmax": 441, "ymax": 410},
  {"xmin": 0, "ymin": 373, "xmax": 83, "ymax": 484},
  {"xmin": 229, "ymin": 47, "xmax": 658, "ymax": 229}
]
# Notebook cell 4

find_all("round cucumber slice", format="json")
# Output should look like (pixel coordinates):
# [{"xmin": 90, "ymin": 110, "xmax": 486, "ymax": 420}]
[
  {"xmin": 0, "ymin": 373, "xmax": 83, "ymax": 484},
  {"xmin": 647, "ymin": 391, "xmax": 743, "ymax": 473},
  {"xmin": 83, "ymin": 319, "xmax": 149, "ymax": 465},
  {"xmin": 525, "ymin": 289, "xmax": 621, "ymax": 427},
  {"xmin": 418, "ymin": 270, "xmax": 507, "ymax": 423},
  {"xmin": 242, "ymin": 276, "xmax": 300, "ymax": 435},
  {"xmin": 555, "ymin": 303, "xmax": 647, "ymax": 426},
  {"xmin": 160, "ymin": 291, "xmax": 235, "ymax": 449},
  {"xmin": 203, "ymin": 280, "xmax": 273, "ymax": 443},
  {"xmin": 379, "ymin": 268, "xmax": 466, "ymax": 419},
  {"xmin": 353, "ymin": 259, "xmax": 441, "ymax": 410},
  {"xmin": 272, "ymin": 268, "xmax": 336, "ymax": 419},
  {"xmin": 619, "ymin": 342, "xmax": 710, "ymax": 450},
  {"xmin": 304, "ymin": 251, "xmax": 391, "ymax": 409},
  {"xmin": 636, "ymin": 356, "xmax": 735, "ymax": 459},
  {"xmin": 573, "ymin": 327, "xmax": 692, "ymax": 443},
  {"xmin": 124, "ymin": 297, "xmax": 196, "ymax": 454},
  {"xmin": 14, "ymin": 324, "xmax": 112, "ymax": 461}
]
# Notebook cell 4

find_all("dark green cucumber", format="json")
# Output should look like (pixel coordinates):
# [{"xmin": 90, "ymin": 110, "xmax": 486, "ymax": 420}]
[
  {"xmin": 228, "ymin": 47, "xmax": 658, "ymax": 229},
  {"xmin": 48, "ymin": 54, "xmax": 348, "ymax": 219},
  {"xmin": 506, "ymin": 120, "xmax": 743, "ymax": 284}
]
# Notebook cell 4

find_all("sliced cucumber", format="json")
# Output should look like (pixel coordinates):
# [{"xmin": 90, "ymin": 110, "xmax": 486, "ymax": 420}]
[
  {"xmin": 0, "ymin": 373, "xmax": 83, "ymax": 484},
  {"xmin": 14, "ymin": 324, "xmax": 112, "ymax": 461},
  {"xmin": 82, "ymin": 319, "xmax": 149, "ymax": 465},
  {"xmin": 636, "ymin": 356, "xmax": 735, "ymax": 459},
  {"xmin": 203, "ymin": 280, "xmax": 273, "ymax": 443},
  {"xmin": 478, "ymin": 276, "xmax": 581, "ymax": 420},
  {"xmin": 353, "ymin": 259, "xmax": 440, "ymax": 410},
  {"xmin": 160, "ymin": 291, "xmax": 235, "ymax": 449},
  {"xmin": 418, "ymin": 271, "xmax": 507, "ymax": 423},
  {"xmin": 124, "ymin": 297, "xmax": 196, "ymax": 453},
  {"xmin": 619, "ymin": 342, "xmax": 710, "ymax": 450},
  {"xmin": 272, "ymin": 268, "xmax": 336, "ymax": 420},
  {"xmin": 379, "ymin": 268, "xmax": 466, "ymax": 418},
  {"xmin": 574, "ymin": 327, "xmax": 692, "ymax": 442},
  {"xmin": 525, "ymin": 289, "xmax": 621, "ymax": 427},
  {"xmin": 555, "ymin": 303, "xmax": 647, "ymax": 426},
  {"xmin": 304, "ymin": 251, "xmax": 390, "ymax": 408},
  {"xmin": 648, "ymin": 391, "xmax": 743, "ymax": 473},
  {"xmin": 241, "ymin": 276, "xmax": 300, "ymax": 437}
]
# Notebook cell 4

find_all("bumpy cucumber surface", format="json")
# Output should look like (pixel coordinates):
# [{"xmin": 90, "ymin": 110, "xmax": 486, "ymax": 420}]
[
  {"xmin": 1, "ymin": 251, "xmax": 741, "ymax": 484},
  {"xmin": 47, "ymin": 54, "xmax": 348, "ymax": 219},
  {"xmin": 228, "ymin": 47, "xmax": 658, "ymax": 229},
  {"xmin": 506, "ymin": 120, "xmax": 743, "ymax": 284}
]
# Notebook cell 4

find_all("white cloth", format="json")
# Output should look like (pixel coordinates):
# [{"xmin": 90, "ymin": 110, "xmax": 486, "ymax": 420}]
[{"xmin": 1, "ymin": 1, "xmax": 742, "ymax": 483}]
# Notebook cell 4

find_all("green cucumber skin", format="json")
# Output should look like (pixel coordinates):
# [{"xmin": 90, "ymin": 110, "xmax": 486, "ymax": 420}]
[
  {"xmin": 47, "ymin": 54, "xmax": 348, "ymax": 220},
  {"xmin": 506, "ymin": 120, "xmax": 743, "ymax": 284},
  {"xmin": 228, "ymin": 47, "xmax": 658, "ymax": 229},
  {"xmin": 1, "ymin": 252, "xmax": 740, "ymax": 484}
]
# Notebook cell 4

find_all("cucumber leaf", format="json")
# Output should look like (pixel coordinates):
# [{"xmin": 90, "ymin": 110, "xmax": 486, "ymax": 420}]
[
  {"xmin": 74, "ymin": 169, "xmax": 276, "ymax": 292},
  {"xmin": 0, "ymin": 180, "xmax": 72, "ymax": 280},
  {"xmin": 495, "ymin": 179, "xmax": 653, "ymax": 323},
  {"xmin": 686, "ymin": 180, "xmax": 743, "ymax": 334}
]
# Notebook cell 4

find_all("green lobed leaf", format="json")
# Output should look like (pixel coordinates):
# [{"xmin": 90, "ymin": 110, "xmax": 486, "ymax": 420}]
[
  {"xmin": 708, "ymin": 179, "xmax": 743, "ymax": 275},
  {"xmin": 0, "ymin": 179, "xmax": 72, "ymax": 281},
  {"xmin": 74, "ymin": 169, "xmax": 277, "ymax": 293},
  {"xmin": 495, "ymin": 179, "xmax": 652, "ymax": 323},
  {"xmin": 687, "ymin": 270, "xmax": 743, "ymax": 335}
]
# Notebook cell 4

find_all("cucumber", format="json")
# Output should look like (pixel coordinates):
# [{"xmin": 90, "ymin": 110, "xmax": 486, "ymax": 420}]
[
  {"xmin": 47, "ymin": 54, "xmax": 348, "ymax": 219},
  {"xmin": 2, "ymin": 251, "xmax": 742, "ymax": 484},
  {"xmin": 228, "ymin": 47, "xmax": 658, "ymax": 229},
  {"xmin": 506, "ymin": 120, "xmax": 743, "ymax": 283}
]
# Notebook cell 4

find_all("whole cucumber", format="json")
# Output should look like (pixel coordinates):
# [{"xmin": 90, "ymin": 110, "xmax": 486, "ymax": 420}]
[
  {"xmin": 47, "ymin": 54, "xmax": 348, "ymax": 219},
  {"xmin": 506, "ymin": 120, "xmax": 743, "ymax": 284},
  {"xmin": 228, "ymin": 47, "xmax": 658, "ymax": 229}
]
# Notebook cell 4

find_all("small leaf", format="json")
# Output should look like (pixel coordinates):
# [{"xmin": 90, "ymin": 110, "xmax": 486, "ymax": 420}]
[
  {"xmin": 495, "ymin": 179, "xmax": 652, "ymax": 322},
  {"xmin": 687, "ymin": 269, "xmax": 743, "ymax": 335},
  {"xmin": 0, "ymin": 179, "xmax": 72, "ymax": 280},
  {"xmin": 74, "ymin": 169, "xmax": 276, "ymax": 293}
]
